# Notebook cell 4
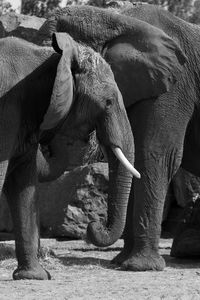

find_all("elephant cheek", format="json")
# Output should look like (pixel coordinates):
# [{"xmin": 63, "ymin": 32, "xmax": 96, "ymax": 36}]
[
  {"xmin": 62, "ymin": 140, "xmax": 89, "ymax": 170},
  {"xmin": 38, "ymin": 139, "xmax": 89, "ymax": 182}
]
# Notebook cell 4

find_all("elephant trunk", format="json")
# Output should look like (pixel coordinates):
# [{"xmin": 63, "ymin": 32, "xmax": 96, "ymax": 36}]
[
  {"xmin": 86, "ymin": 103, "xmax": 137, "ymax": 249},
  {"xmin": 87, "ymin": 147, "xmax": 133, "ymax": 247},
  {"xmin": 37, "ymin": 146, "xmax": 67, "ymax": 182},
  {"xmin": 37, "ymin": 133, "xmax": 88, "ymax": 182},
  {"xmin": 86, "ymin": 95, "xmax": 138, "ymax": 247}
]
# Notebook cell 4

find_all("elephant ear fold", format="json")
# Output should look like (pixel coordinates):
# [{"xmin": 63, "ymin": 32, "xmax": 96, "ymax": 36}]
[
  {"xmin": 104, "ymin": 29, "xmax": 187, "ymax": 104},
  {"xmin": 40, "ymin": 33, "xmax": 76, "ymax": 130}
]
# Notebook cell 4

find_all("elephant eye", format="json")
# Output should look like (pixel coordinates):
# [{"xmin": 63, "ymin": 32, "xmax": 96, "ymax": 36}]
[
  {"xmin": 106, "ymin": 99, "xmax": 113, "ymax": 108},
  {"xmin": 66, "ymin": 141, "xmax": 73, "ymax": 146},
  {"xmin": 66, "ymin": 137, "xmax": 74, "ymax": 146}
]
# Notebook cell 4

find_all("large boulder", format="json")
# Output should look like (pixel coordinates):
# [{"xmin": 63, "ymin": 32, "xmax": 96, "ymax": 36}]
[
  {"xmin": 162, "ymin": 168, "xmax": 200, "ymax": 229},
  {"xmin": 172, "ymin": 168, "xmax": 200, "ymax": 207},
  {"xmin": 39, "ymin": 163, "xmax": 108, "ymax": 238},
  {"xmin": 162, "ymin": 168, "xmax": 200, "ymax": 235},
  {"xmin": 171, "ymin": 196, "xmax": 200, "ymax": 257},
  {"xmin": 0, "ymin": 163, "xmax": 108, "ymax": 239},
  {"xmin": 169, "ymin": 168, "xmax": 200, "ymax": 254},
  {"xmin": 0, "ymin": 12, "xmax": 45, "ymax": 42}
]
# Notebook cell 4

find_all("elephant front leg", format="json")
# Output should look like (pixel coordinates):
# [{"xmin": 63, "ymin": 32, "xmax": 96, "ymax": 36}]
[
  {"xmin": 111, "ymin": 100, "xmax": 187, "ymax": 271},
  {"xmin": 121, "ymin": 156, "xmax": 169, "ymax": 271},
  {"xmin": 112, "ymin": 156, "xmax": 170, "ymax": 270},
  {"xmin": 5, "ymin": 149, "xmax": 51, "ymax": 280}
]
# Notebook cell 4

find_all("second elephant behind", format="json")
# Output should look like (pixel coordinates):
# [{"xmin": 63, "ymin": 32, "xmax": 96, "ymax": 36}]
[{"xmin": 37, "ymin": 3, "xmax": 200, "ymax": 271}]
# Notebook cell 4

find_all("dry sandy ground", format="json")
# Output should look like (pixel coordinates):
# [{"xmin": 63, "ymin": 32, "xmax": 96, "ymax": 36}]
[{"xmin": 0, "ymin": 238, "xmax": 200, "ymax": 299}]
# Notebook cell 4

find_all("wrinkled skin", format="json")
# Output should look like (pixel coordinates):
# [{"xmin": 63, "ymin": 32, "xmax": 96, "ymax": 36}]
[
  {"xmin": 37, "ymin": 3, "xmax": 200, "ymax": 271},
  {"xmin": 0, "ymin": 33, "xmax": 134, "ymax": 279}
]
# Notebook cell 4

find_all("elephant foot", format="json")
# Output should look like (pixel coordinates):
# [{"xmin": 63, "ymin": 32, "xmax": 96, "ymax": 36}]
[
  {"xmin": 13, "ymin": 264, "xmax": 51, "ymax": 280},
  {"xmin": 121, "ymin": 250, "xmax": 165, "ymax": 271},
  {"xmin": 111, "ymin": 247, "xmax": 132, "ymax": 265}
]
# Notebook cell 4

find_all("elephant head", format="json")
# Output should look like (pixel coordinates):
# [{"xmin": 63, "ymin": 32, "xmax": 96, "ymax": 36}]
[
  {"xmin": 37, "ymin": 32, "xmax": 140, "ymax": 247},
  {"xmin": 37, "ymin": 5, "xmax": 186, "ymax": 107}
]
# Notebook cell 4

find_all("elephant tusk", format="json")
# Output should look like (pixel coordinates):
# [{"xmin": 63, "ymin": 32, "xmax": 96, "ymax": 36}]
[{"xmin": 111, "ymin": 147, "xmax": 141, "ymax": 179}]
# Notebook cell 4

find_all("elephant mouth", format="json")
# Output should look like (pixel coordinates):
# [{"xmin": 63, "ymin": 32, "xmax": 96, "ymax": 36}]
[{"xmin": 101, "ymin": 145, "xmax": 141, "ymax": 179}]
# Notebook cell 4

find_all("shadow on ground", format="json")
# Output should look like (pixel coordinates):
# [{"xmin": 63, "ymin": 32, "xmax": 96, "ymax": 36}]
[
  {"xmin": 164, "ymin": 254, "xmax": 200, "ymax": 269},
  {"xmin": 57, "ymin": 255, "xmax": 112, "ymax": 268},
  {"xmin": 57, "ymin": 253, "xmax": 200, "ymax": 272},
  {"xmin": 70, "ymin": 247, "xmax": 122, "ymax": 252}
]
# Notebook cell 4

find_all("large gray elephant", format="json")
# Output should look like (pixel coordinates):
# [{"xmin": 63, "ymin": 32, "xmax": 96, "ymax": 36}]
[
  {"xmin": 0, "ymin": 32, "xmax": 138, "ymax": 280},
  {"xmin": 36, "ymin": 3, "xmax": 200, "ymax": 271}
]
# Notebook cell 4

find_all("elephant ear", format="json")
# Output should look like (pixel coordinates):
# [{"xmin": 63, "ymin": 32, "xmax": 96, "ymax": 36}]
[
  {"xmin": 103, "ymin": 29, "xmax": 187, "ymax": 106},
  {"xmin": 40, "ymin": 32, "xmax": 76, "ymax": 130}
]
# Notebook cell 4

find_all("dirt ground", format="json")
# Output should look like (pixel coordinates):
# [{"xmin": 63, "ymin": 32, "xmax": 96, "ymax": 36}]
[{"xmin": 0, "ymin": 238, "xmax": 200, "ymax": 299}]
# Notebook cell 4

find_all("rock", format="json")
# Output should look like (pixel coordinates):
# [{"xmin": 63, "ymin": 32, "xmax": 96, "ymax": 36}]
[
  {"xmin": 172, "ymin": 168, "xmax": 200, "ymax": 207},
  {"xmin": 0, "ymin": 12, "xmax": 45, "ymax": 42},
  {"xmin": 39, "ymin": 163, "xmax": 108, "ymax": 238},
  {"xmin": 0, "ymin": 163, "xmax": 108, "ymax": 239},
  {"xmin": 171, "ymin": 196, "xmax": 200, "ymax": 257},
  {"xmin": 162, "ymin": 168, "xmax": 200, "ymax": 234}
]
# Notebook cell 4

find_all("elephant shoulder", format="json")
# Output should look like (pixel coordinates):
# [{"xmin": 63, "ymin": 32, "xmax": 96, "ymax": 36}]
[
  {"xmin": 0, "ymin": 37, "xmax": 54, "ymax": 96},
  {"xmin": 0, "ymin": 37, "xmax": 53, "ymax": 63}
]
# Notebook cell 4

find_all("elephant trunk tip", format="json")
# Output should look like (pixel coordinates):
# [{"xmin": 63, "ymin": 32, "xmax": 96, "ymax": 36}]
[{"xmin": 86, "ymin": 221, "xmax": 119, "ymax": 248}]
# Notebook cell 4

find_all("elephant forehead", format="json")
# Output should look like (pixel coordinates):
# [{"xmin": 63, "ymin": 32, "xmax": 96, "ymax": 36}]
[{"xmin": 78, "ymin": 45, "xmax": 112, "ymax": 76}]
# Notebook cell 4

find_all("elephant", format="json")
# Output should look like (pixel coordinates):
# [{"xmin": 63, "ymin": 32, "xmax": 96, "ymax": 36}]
[
  {"xmin": 0, "ymin": 32, "xmax": 138, "ymax": 280},
  {"xmin": 36, "ymin": 2, "xmax": 200, "ymax": 271}
]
